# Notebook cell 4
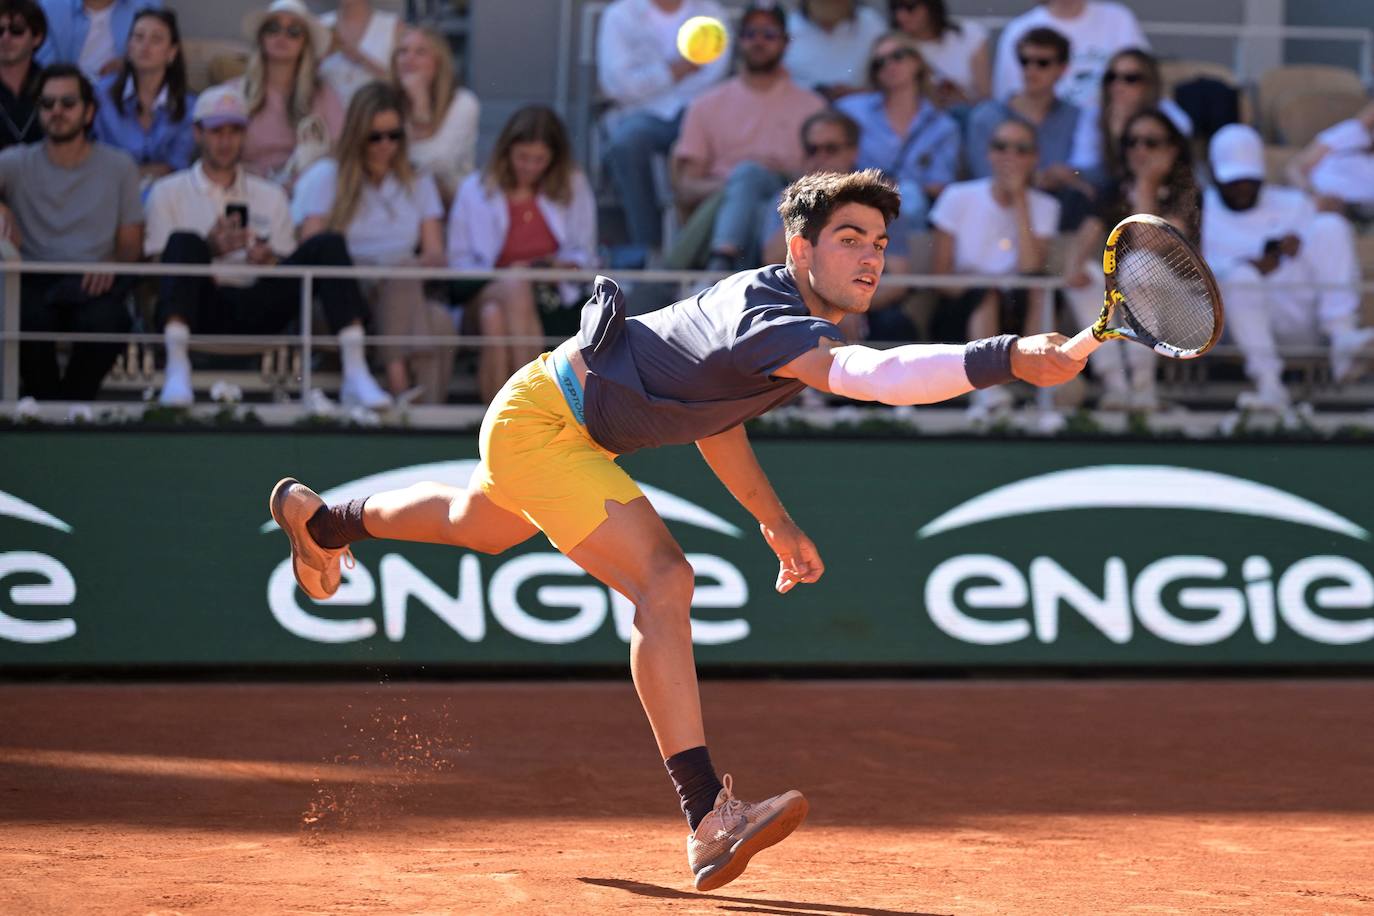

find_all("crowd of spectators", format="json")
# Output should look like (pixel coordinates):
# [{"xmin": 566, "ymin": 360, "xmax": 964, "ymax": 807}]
[{"xmin": 1, "ymin": 0, "xmax": 1371, "ymax": 416}]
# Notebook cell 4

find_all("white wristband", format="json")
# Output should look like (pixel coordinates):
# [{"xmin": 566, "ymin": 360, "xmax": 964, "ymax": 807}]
[{"xmin": 827, "ymin": 344, "xmax": 973, "ymax": 406}]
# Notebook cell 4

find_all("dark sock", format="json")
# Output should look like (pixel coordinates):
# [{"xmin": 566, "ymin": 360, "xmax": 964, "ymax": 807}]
[
  {"xmin": 306, "ymin": 498, "xmax": 373, "ymax": 549},
  {"xmin": 665, "ymin": 745, "xmax": 724, "ymax": 831}
]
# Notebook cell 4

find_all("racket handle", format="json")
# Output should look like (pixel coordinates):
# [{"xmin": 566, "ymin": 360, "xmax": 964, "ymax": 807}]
[{"xmin": 1063, "ymin": 326, "xmax": 1102, "ymax": 360}]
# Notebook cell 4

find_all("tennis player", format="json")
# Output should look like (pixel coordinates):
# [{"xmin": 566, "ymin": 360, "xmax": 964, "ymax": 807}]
[{"xmin": 270, "ymin": 169, "xmax": 1084, "ymax": 891}]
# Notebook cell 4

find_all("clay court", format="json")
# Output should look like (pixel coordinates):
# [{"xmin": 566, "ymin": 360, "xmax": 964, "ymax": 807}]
[{"xmin": 1, "ymin": 679, "xmax": 1371, "ymax": 914}]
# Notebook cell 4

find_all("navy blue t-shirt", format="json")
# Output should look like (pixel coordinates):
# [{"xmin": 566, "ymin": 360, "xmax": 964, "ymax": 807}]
[{"xmin": 576, "ymin": 265, "xmax": 845, "ymax": 455}]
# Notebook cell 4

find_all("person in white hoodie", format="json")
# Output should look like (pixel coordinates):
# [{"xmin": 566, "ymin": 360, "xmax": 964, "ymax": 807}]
[{"xmin": 1202, "ymin": 123, "xmax": 1374, "ymax": 412}]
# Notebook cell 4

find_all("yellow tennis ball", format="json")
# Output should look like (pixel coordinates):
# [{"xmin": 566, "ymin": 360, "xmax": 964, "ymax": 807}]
[{"xmin": 677, "ymin": 16, "xmax": 728, "ymax": 66}]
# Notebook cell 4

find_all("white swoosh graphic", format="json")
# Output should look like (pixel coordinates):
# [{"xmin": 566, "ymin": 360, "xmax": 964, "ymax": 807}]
[
  {"xmin": 918, "ymin": 465, "xmax": 1368, "ymax": 541},
  {"xmin": 261, "ymin": 460, "xmax": 742, "ymax": 538},
  {"xmin": 0, "ymin": 489, "xmax": 72, "ymax": 533}
]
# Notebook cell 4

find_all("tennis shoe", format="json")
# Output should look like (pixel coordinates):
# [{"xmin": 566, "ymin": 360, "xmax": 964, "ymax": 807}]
[
  {"xmin": 269, "ymin": 477, "xmax": 351, "ymax": 600},
  {"xmin": 1330, "ymin": 327, "xmax": 1374, "ymax": 384},
  {"xmin": 687, "ymin": 774, "xmax": 808, "ymax": 892}
]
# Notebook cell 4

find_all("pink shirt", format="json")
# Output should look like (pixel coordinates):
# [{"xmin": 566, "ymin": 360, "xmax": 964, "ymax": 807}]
[
  {"xmin": 673, "ymin": 73, "xmax": 826, "ymax": 180},
  {"xmin": 239, "ymin": 81, "xmax": 345, "ymax": 179}
]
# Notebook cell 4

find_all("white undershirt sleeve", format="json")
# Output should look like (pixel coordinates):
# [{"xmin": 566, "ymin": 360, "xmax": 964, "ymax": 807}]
[{"xmin": 827, "ymin": 344, "xmax": 974, "ymax": 405}]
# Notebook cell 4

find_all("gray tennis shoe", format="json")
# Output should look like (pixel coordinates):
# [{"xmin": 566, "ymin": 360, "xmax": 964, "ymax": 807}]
[
  {"xmin": 269, "ymin": 477, "xmax": 351, "ymax": 600},
  {"xmin": 687, "ymin": 774, "xmax": 809, "ymax": 892}
]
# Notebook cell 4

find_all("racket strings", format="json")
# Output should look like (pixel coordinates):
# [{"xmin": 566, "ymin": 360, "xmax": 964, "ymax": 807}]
[{"xmin": 1112, "ymin": 223, "xmax": 1218, "ymax": 351}]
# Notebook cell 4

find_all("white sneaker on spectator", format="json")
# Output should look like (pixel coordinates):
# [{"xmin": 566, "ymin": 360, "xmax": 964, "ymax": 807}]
[
  {"xmin": 1329, "ymin": 328, "xmax": 1374, "ymax": 384},
  {"xmin": 339, "ymin": 372, "xmax": 392, "ymax": 409},
  {"xmin": 1236, "ymin": 383, "xmax": 1290, "ymax": 413},
  {"xmin": 158, "ymin": 369, "xmax": 194, "ymax": 407}
]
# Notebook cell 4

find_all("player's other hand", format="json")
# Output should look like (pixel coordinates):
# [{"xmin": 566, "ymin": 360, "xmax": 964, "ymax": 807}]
[
  {"xmin": 760, "ymin": 517, "xmax": 824, "ymax": 595},
  {"xmin": 1014, "ymin": 333, "xmax": 1086, "ymax": 386}
]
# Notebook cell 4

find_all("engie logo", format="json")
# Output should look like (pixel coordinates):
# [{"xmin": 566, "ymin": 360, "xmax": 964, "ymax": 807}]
[
  {"xmin": 262, "ymin": 461, "xmax": 750, "ymax": 646},
  {"xmin": 0, "ymin": 489, "xmax": 77, "ymax": 643},
  {"xmin": 919, "ymin": 465, "xmax": 1374, "ymax": 647}
]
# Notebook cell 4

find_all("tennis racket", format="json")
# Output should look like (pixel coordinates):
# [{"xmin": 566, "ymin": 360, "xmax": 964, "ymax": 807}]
[{"xmin": 1063, "ymin": 213, "xmax": 1224, "ymax": 360}]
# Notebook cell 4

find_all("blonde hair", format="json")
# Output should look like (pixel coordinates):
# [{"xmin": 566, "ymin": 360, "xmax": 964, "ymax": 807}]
[
  {"xmin": 866, "ymin": 30, "xmax": 930, "ymax": 97},
  {"xmin": 326, "ymin": 82, "xmax": 415, "ymax": 233},
  {"xmin": 390, "ymin": 25, "xmax": 457, "ymax": 127},
  {"xmin": 483, "ymin": 105, "xmax": 573, "ymax": 204},
  {"xmin": 242, "ymin": 15, "xmax": 323, "ymax": 125}
]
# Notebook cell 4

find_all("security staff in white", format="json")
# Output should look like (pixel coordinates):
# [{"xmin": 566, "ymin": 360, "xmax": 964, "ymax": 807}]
[{"xmin": 1201, "ymin": 124, "xmax": 1374, "ymax": 412}]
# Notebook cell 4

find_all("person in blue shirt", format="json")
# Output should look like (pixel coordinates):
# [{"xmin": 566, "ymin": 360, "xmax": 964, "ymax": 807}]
[
  {"xmin": 835, "ymin": 30, "xmax": 959, "ymax": 232},
  {"xmin": 92, "ymin": 6, "xmax": 192, "ymax": 190},
  {"xmin": 37, "ymin": 0, "xmax": 160, "ymax": 78}
]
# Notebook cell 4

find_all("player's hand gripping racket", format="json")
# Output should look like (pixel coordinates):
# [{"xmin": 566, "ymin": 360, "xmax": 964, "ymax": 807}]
[{"xmin": 1063, "ymin": 213, "xmax": 1224, "ymax": 361}]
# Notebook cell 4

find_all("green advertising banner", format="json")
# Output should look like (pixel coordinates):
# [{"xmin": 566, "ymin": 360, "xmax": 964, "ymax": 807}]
[{"xmin": 1, "ymin": 430, "xmax": 1372, "ymax": 669}]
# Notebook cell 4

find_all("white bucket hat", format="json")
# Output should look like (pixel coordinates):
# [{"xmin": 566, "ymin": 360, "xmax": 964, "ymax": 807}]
[{"xmin": 242, "ymin": 0, "xmax": 332, "ymax": 60}]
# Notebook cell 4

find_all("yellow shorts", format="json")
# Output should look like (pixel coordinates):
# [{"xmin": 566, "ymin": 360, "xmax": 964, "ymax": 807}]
[{"xmin": 472, "ymin": 354, "xmax": 645, "ymax": 552}]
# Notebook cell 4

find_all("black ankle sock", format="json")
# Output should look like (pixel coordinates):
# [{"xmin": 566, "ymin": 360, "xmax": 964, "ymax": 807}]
[
  {"xmin": 306, "ymin": 498, "xmax": 373, "ymax": 549},
  {"xmin": 665, "ymin": 745, "xmax": 724, "ymax": 831}
]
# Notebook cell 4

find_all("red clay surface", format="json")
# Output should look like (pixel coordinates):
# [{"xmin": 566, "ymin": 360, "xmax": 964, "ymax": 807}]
[{"xmin": 1, "ymin": 680, "xmax": 1371, "ymax": 915}]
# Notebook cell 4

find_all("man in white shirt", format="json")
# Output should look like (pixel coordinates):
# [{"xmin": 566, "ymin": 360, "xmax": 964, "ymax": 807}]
[
  {"xmin": 1289, "ymin": 102, "xmax": 1374, "ymax": 220},
  {"xmin": 597, "ymin": 0, "xmax": 729, "ymax": 268},
  {"xmin": 781, "ymin": 0, "xmax": 886, "ymax": 100},
  {"xmin": 991, "ymin": 0, "xmax": 1147, "ymax": 108},
  {"xmin": 145, "ymin": 85, "xmax": 389, "ymax": 408},
  {"xmin": 1202, "ymin": 124, "xmax": 1374, "ymax": 412}
]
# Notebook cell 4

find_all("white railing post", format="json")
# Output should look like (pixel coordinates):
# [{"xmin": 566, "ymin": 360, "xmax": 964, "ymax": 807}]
[
  {"xmin": 1, "ymin": 264, "xmax": 18, "ymax": 401},
  {"xmin": 300, "ymin": 270, "xmax": 313, "ymax": 401}
]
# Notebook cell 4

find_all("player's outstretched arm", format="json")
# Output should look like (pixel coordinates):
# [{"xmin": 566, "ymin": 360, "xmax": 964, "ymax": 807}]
[{"xmin": 695, "ymin": 424, "xmax": 823, "ymax": 594}]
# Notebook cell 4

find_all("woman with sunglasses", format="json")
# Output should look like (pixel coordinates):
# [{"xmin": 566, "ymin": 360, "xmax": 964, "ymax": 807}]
[
  {"xmin": 229, "ymin": 0, "xmax": 344, "ymax": 185},
  {"xmin": 835, "ymin": 31, "xmax": 959, "ymax": 231},
  {"xmin": 391, "ymin": 24, "xmax": 479, "ymax": 208},
  {"xmin": 447, "ymin": 104, "xmax": 596, "ymax": 404},
  {"xmin": 888, "ymin": 0, "xmax": 989, "ymax": 109},
  {"xmin": 1063, "ymin": 109, "xmax": 1199, "ymax": 411},
  {"xmin": 93, "ymin": 8, "xmax": 193, "ymax": 192},
  {"xmin": 318, "ymin": 0, "xmax": 402, "ymax": 107},
  {"xmin": 1068, "ymin": 48, "xmax": 1192, "ymax": 187},
  {"xmin": 293, "ymin": 81, "xmax": 452, "ymax": 404}
]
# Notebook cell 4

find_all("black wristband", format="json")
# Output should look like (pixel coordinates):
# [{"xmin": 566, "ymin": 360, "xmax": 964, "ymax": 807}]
[{"xmin": 963, "ymin": 334, "xmax": 1018, "ymax": 389}]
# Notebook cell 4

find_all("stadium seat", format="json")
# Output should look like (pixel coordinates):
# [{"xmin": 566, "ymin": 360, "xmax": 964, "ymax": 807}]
[
  {"xmin": 1160, "ymin": 58, "xmax": 1252, "ymax": 124},
  {"xmin": 182, "ymin": 38, "xmax": 251, "ymax": 93},
  {"xmin": 1262, "ymin": 143, "xmax": 1297, "ymax": 184},
  {"xmin": 1274, "ymin": 90, "xmax": 1369, "ymax": 147},
  {"xmin": 1257, "ymin": 64, "xmax": 1365, "ymax": 142}
]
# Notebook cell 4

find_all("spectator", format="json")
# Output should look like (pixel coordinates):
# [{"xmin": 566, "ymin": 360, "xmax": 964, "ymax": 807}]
[
  {"xmin": 889, "ymin": 0, "xmax": 989, "ymax": 110},
  {"xmin": 36, "ymin": 0, "xmax": 158, "ymax": 79},
  {"xmin": 1202, "ymin": 124, "xmax": 1374, "ymax": 412},
  {"xmin": 392, "ymin": 24, "xmax": 478, "ymax": 207},
  {"xmin": 783, "ymin": 0, "xmax": 886, "ymax": 101},
  {"xmin": 448, "ymin": 104, "xmax": 597, "ymax": 404},
  {"xmin": 1288, "ymin": 102, "xmax": 1374, "ymax": 223},
  {"xmin": 1064, "ymin": 110, "xmax": 1199, "ymax": 410},
  {"xmin": 0, "ymin": 0, "xmax": 46, "ymax": 150},
  {"xmin": 992, "ymin": 0, "xmax": 1146, "ymax": 109},
  {"xmin": 144, "ymin": 84, "xmax": 390, "ymax": 408},
  {"xmin": 928, "ymin": 118, "xmax": 1059, "ymax": 418},
  {"xmin": 0, "ymin": 63, "xmax": 142, "ymax": 400},
  {"xmin": 596, "ymin": 0, "xmax": 729, "ymax": 270},
  {"xmin": 1068, "ymin": 48, "xmax": 1192, "ymax": 187},
  {"xmin": 835, "ymin": 32, "xmax": 959, "ymax": 234},
  {"xmin": 966, "ymin": 27, "xmax": 1088, "ymax": 228},
  {"xmin": 230, "ymin": 0, "xmax": 343, "ymax": 185},
  {"xmin": 667, "ymin": 3, "xmax": 825, "ymax": 270},
  {"xmin": 92, "ymin": 8, "xmax": 193, "ymax": 192},
  {"xmin": 293, "ymin": 83, "xmax": 451, "ymax": 404},
  {"xmin": 318, "ymin": 0, "xmax": 401, "ymax": 107}
]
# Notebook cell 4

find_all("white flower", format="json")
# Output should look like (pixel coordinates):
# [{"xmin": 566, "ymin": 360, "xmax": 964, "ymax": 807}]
[
  {"xmin": 210, "ymin": 380, "xmax": 243, "ymax": 404},
  {"xmin": 67, "ymin": 404, "xmax": 94, "ymax": 424},
  {"xmin": 346, "ymin": 405, "xmax": 382, "ymax": 427},
  {"xmin": 15, "ymin": 396, "xmax": 39, "ymax": 419}
]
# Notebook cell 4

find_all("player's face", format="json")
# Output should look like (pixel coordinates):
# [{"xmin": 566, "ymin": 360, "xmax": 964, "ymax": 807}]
[{"xmin": 798, "ymin": 202, "xmax": 887, "ymax": 316}]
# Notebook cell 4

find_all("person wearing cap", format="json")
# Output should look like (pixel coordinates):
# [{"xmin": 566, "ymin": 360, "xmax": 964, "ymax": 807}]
[
  {"xmin": 782, "ymin": 0, "xmax": 887, "ymax": 101},
  {"xmin": 144, "ymin": 83, "xmax": 390, "ymax": 409},
  {"xmin": 35, "ymin": 0, "xmax": 160, "ymax": 79},
  {"xmin": 1202, "ymin": 122, "xmax": 1374, "ymax": 412},
  {"xmin": 220, "ymin": 0, "xmax": 343, "ymax": 185},
  {"xmin": 0, "ymin": 62, "xmax": 143, "ymax": 400},
  {"xmin": 0, "ymin": 0, "xmax": 48, "ymax": 151}
]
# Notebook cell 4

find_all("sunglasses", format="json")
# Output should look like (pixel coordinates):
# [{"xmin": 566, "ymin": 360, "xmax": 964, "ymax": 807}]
[
  {"xmin": 367, "ymin": 128, "xmax": 404, "ymax": 144},
  {"xmin": 804, "ymin": 141, "xmax": 851, "ymax": 157},
  {"xmin": 1018, "ymin": 54, "xmax": 1060, "ymax": 69},
  {"xmin": 261, "ymin": 20, "xmax": 306, "ymax": 39},
  {"xmin": 990, "ymin": 138, "xmax": 1035, "ymax": 155},
  {"xmin": 0, "ymin": 22, "xmax": 30, "ymax": 37},
  {"xmin": 1104, "ymin": 70, "xmax": 1147, "ymax": 85},
  {"xmin": 1124, "ymin": 135, "xmax": 1166, "ymax": 150},
  {"xmin": 739, "ymin": 27, "xmax": 783, "ymax": 42},
  {"xmin": 37, "ymin": 94, "xmax": 80, "ymax": 111},
  {"xmin": 872, "ymin": 47, "xmax": 917, "ymax": 70}
]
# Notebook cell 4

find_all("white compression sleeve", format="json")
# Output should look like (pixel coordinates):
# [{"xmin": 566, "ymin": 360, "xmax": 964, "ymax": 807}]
[{"xmin": 826, "ymin": 344, "xmax": 974, "ymax": 406}]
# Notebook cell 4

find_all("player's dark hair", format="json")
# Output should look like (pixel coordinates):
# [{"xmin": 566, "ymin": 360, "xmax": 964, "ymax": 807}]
[
  {"xmin": 778, "ymin": 168, "xmax": 901, "ymax": 252},
  {"xmin": 1017, "ymin": 26, "xmax": 1070, "ymax": 64}
]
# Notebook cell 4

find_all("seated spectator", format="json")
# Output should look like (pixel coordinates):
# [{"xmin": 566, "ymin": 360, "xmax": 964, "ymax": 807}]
[
  {"xmin": 92, "ymin": 8, "xmax": 193, "ymax": 192},
  {"xmin": 1202, "ymin": 124, "xmax": 1374, "ymax": 412},
  {"xmin": 1288, "ymin": 101, "xmax": 1374, "ymax": 223},
  {"xmin": 596, "ymin": 0, "xmax": 729, "ymax": 269},
  {"xmin": 992, "ymin": 0, "xmax": 1146, "ymax": 109},
  {"xmin": 1069, "ymin": 48, "xmax": 1192, "ymax": 187},
  {"xmin": 1063, "ymin": 110, "xmax": 1199, "ymax": 411},
  {"xmin": 318, "ymin": 0, "xmax": 400, "ymax": 107},
  {"xmin": 835, "ymin": 32, "xmax": 959, "ymax": 234},
  {"xmin": 448, "ymin": 104, "xmax": 596, "ymax": 404},
  {"xmin": 144, "ymin": 84, "xmax": 389, "ymax": 408},
  {"xmin": 392, "ymin": 24, "xmax": 478, "ymax": 207},
  {"xmin": 667, "ymin": 3, "xmax": 825, "ymax": 271},
  {"xmin": 0, "ymin": 0, "xmax": 46, "ymax": 150},
  {"xmin": 928, "ymin": 119, "xmax": 1059, "ymax": 418},
  {"xmin": 293, "ymin": 83, "xmax": 451, "ymax": 404},
  {"xmin": 37, "ymin": 0, "xmax": 158, "ymax": 79},
  {"xmin": 0, "ymin": 63, "xmax": 142, "ymax": 400},
  {"xmin": 889, "ymin": 0, "xmax": 989, "ymax": 110},
  {"xmin": 783, "ymin": 0, "xmax": 887, "ymax": 101},
  {"xmin": 966, "ymin": 27, "xmax": 1088, "ymax": 229},
  {"xmin": 229, "ymin": 0, "xmax": 343, "ymax": 185}
]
